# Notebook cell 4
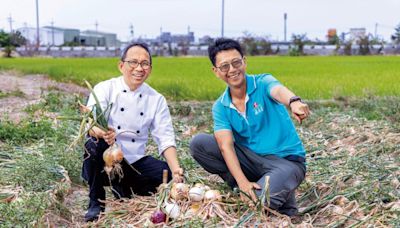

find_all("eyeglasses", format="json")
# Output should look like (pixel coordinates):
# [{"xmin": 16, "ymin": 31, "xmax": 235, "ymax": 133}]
[
  {"xmin": 216, "ymin": 58, "xmax": 243, "ymax": 72},
  {"xmin": 123, "ymin": 60, "xmax": 151, "ymax": 70}
]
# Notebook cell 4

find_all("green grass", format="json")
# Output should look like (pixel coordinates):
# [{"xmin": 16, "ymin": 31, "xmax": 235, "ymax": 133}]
[{"xmin": 0, "ymin": 56, "xmax": 400, "ymax": 100}]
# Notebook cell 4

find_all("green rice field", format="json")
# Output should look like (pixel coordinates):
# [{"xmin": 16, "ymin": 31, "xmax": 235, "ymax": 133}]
[{"xmin": 0, "ymin": 56, "xmax": 399, "ymax": 100}]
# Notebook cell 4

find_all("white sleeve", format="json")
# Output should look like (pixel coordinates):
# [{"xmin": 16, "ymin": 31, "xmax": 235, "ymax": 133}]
[
  {"xmin": 150, "ymin": 96, "xmax": 176, "ymax": 155},
  {"xmin": 86, "ymin": 82, "xmax": 110, "ymax": 113}
]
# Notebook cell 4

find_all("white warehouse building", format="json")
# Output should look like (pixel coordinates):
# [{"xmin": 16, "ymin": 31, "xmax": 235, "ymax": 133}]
[{"xmin": 17, "ymin": 27, "xmax": 64, "ymax": 46}]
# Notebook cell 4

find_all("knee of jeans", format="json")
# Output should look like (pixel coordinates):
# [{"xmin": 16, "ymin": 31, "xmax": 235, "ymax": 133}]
[
  {"xmin": 189, "ymin": 133, "xmax": 210, "ymax": 157},
  {"xmin": 269, "ymin": 195, "xmax": 285, "ymax": 210}
]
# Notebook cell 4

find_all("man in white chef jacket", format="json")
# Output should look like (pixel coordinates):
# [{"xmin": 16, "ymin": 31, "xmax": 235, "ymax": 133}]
[{"xmin": 82, "ymin": 42, "xmax": 184, "ymax": 222}]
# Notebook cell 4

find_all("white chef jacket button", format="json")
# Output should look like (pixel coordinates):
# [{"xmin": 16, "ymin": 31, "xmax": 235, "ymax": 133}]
[
  {"xmin": 140, "ymin": 112, "xmax": 143, "ymax": 116},
  {"xmin": 120, "ymin": 108, "xmax": 124, "ymax": 112},
  {"xmin": 139, "ymin": 94, "xmax": 142, "ymax": 98},
  {"xmin": 117, "ymin": 126, "xmax": 121, "ymax": 129},
  {"xmin": 131, "ymin": 138, "xmax": 135, "ymax": 142},
  {"xmin": 136, "ymin": 130, "xmax": 140, "ymax": 134},
  {"xmin": 123, "ymin": 90, "xmax": 127, "ymax": 93}
]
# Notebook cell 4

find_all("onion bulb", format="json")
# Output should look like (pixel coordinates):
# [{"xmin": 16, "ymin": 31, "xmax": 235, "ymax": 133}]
[
  {"xmin": 184, "ymin": 203, "xmax": 200, "ymax": 217},
  {"xmin": 170, "ymin": 183, "xmax": 189, "ymax": 200},
  {"xmin": 150, "ymin": 209, "xmax": 166, "ymax": 224},
  {"xmin": 164, "ymin": 202, "xmax": 181, "ymax": 219},
  {"xmin": 204, "ymin": 190, "xmax": 222, "ymax": 202},
  {"xmin": 194, "ymin": 183, "xmax": 210, "ymax": 191},
  {"xmin": 102, "ymin": 143, "xmax": 124, "ymax": 179},
  {"xmin": 188, "ymin": 186, "xmax": 204, "ymax": 202},
  {"xmin": 103, "ymin": 144, "xmax": 124, "ymax": 166}
]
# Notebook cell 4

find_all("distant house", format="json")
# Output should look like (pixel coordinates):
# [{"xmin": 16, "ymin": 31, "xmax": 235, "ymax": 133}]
[{"xmin": 17, "ymin": 26, "xmax": 64, "ymax": 46}]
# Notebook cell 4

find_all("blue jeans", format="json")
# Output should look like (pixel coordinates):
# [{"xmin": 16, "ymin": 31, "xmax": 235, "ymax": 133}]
[{"xmin": 190, "ymin": 133, "xmax": 306, "ymax": 216}]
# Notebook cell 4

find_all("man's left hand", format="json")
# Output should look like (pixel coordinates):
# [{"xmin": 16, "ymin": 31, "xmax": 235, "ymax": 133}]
[{"xmin": 290, "ymin": 101, "xmax": 310, "ymax": 124}]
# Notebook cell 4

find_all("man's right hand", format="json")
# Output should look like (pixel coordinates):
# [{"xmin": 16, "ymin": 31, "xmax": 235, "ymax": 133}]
[
  {"xmin": 89, "ymin": 126, "xmax": 116, "ymax": 145},
  {"xmin": 103, "ymin": 127, "xmax": 116, "ymax": 145},
  {"xmin": 238, "ymin": 180, "xmax": 261, "ymax": 203}
]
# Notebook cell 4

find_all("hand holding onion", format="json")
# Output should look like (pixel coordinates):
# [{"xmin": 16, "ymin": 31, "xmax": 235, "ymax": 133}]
[{"xmin": 102, "ymin": 126, "xmax": 116, "ymax": 145}]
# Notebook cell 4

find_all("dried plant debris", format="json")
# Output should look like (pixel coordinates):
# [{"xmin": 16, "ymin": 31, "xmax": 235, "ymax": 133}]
[{"xmin": 84, "ymin": 100, "xmax": 399, "ymax": 227}]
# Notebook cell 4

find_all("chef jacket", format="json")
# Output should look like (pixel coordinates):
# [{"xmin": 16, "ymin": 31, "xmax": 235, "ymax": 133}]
[{"xmin": 87, "ymin": 76, "xmax": 176, "ymax": 164}]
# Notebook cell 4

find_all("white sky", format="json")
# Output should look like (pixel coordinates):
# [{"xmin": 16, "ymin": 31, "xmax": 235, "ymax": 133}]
[{"xmin": 1, "ymin": 0, "xmax": 399, "ymax": 42}]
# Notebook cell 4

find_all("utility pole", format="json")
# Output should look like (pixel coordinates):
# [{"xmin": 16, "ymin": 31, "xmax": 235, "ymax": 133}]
[
  {"xmin": 95, "ymin": 20, "xmax": 98, "ymax": 47},
  {"xmin": 187, "ymin": 25, "xmax": 190, "ymax": 34},
  {"xmin": 130, "ymin": 24, "xmax": 134, "ymax": 40},
  {"xmin": 374, "ymin": 23, "xmax": 378, "ymax": 38},
  {"xmin": 35, "ymin": 0, "xmax": 40, "ymax": 50},
  {"xmin": 7, "ymin": 14, "xmax": 14, "ymax": 33},
  {"xmin": 221, "ymin": 0, "xmax": 225, "ymax": 37},
  {"xmin": 284, "ymin": 13, "xmax": 287, "ymax": 42},
  {"xmin": 51, "ymin": 20, "xmax": 55, "ymax": 46}
]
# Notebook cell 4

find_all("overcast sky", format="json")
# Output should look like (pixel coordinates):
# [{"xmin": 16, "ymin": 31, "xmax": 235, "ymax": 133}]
[{"xmin": 1, "ymin": 0, "xmax": 399, "ymax": 42}]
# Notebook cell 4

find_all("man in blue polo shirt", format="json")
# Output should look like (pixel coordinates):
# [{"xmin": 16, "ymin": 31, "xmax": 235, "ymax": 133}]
[{"xmin": 190, "ymin": 38, "xmax": 310, "ymax": 216}]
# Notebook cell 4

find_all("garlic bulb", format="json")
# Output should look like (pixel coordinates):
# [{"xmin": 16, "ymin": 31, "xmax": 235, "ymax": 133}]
[
  {"xmin": 188, "ymin": 186, "xmax": 204, "ymax": 202},
  {"xmin": 204, "ymin": 190, "xmax": 222, "ymax": 202},
  {"xmin": 164, "ymin": 202, "xmax": 181, "ymax": 219}
]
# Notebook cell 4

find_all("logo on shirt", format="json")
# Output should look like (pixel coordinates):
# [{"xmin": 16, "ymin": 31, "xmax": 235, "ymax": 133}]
[{"xmin": 253, "ymin": 102, "xmax": 264, "ymax": 115}]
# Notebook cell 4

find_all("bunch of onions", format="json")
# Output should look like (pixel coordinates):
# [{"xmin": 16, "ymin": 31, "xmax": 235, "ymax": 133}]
[{"xmin": 103, "ymin": 143, "xmax": 124, "ymax": 179}]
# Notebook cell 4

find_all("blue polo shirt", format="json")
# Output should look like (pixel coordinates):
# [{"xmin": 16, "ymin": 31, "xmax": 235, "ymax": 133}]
[{"xmin": 212, "ymin": 74, "xmax": 305, "ymax": 158}]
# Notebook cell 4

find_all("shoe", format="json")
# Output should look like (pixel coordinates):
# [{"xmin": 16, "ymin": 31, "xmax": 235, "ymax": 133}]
[
  {"xmin": 84, "ymin": 204, "xmax": 103, "ymax": 222},
  {"xmin": 290, "ymin": 214, "xmax": 303, "ymax": 224}
]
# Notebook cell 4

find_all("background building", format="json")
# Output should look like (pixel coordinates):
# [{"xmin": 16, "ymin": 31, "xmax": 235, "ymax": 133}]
[{"xmin": 17, "ymin": 26, "xmax": 64, "ymax": 46}]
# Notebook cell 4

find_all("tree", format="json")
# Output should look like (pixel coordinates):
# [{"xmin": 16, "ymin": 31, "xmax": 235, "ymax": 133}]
[
  {"xmin": 0, "ymin": 30, "xmax": 26, "ymax": 58},
  {"xmin": 328, "ymin": 34, "xmax": 340, "ymax": 46},
  {"xmin": 240, "ymin": 32, "xmax": 259, "ymax": 56},
  {"xmin": 358, "ymin": 36, "xmax": 371, "ymax": 55},
  {"xmin": 290, "ymin": 34, "xmax": 309, "ymax": 56},
  {"xmin": 391, "ymin": 23, "xmax": 400, "ymax": 44},
  {"xmin": 239, "ymin": 32, "xmax": 273, "ymax": 56}
]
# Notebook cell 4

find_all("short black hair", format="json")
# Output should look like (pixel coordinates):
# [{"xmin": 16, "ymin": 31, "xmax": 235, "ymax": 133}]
[
  {"xmin": 120, "ymin": 42, "xmax": 152, "ymax": 64},
  {"xmin": 208, "ymin": 38, "xmax": 244, "ymax": 66}
]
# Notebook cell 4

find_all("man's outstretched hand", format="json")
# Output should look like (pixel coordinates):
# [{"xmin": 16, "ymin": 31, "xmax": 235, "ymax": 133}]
[{"xmin": 290, "ymin": 101, "xmax": 310, "ymax": 124}]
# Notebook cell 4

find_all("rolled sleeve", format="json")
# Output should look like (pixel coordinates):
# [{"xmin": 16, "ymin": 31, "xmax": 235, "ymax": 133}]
[
  {"xmin": 212, "ymin": 102, "xmax": 232, "ymax": 132},
  {"xmin": 150, "ymin": 96, "xmax": 176, "ymax": 155}
]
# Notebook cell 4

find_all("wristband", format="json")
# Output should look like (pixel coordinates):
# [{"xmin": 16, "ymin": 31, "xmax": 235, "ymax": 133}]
[{"xmin": 289, "ymin": 96, "xmax": 302, "ymax": 108}]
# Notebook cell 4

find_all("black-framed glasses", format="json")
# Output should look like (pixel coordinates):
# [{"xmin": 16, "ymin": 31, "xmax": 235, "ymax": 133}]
[
  {"xmin": 216, "ymin": 58, "xmax": 243, "ymax": 72},
  {"xmin": 123, "ymin": 60, "xmax": 151, "ymax": 70}
]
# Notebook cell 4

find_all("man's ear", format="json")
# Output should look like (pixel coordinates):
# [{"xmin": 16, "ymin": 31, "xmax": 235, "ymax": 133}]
[
  {"xmin": 212, "ymin": 66, "xmax": 220, "ymax": 78},
  {"xmin": 118, "ymin": 61, "xmax": 124, "ymax": 73},
  {"xmin": 212, "ymin": 66, "xmax": 218, "ymax": 74}
]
